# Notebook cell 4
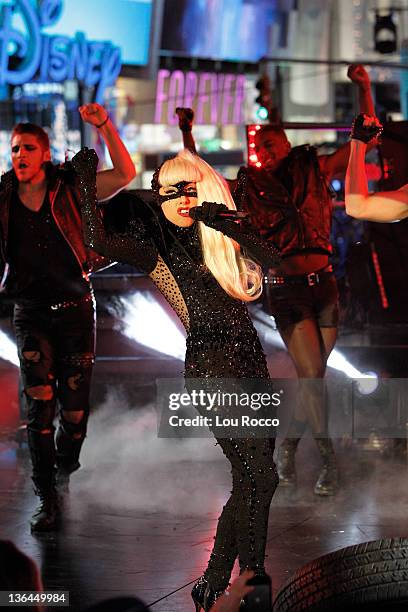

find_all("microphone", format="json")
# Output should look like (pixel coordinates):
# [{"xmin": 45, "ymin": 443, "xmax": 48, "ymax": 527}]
[
  {"xmin": 217, "ymin": 210, "xmax": 248, "ymax": 219},
  {"xmin": 189, "ymin": 207, "xmax": 248, "ymax": 221}
]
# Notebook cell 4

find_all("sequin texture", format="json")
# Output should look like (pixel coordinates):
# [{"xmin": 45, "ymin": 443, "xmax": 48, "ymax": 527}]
[{"xmin": 81, "ymin": 186, "xmax": 279, "ymax": 591}]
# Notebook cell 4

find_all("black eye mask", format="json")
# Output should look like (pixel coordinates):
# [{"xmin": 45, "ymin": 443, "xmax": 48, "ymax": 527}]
[{"xmin": 158, "ymin": 181, "xmax": 198, "ymax": 205}]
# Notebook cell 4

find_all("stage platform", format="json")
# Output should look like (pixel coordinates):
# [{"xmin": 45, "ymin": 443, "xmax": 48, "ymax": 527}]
[{"xmin": 1, "ymin": 433, "xmax": 407, "ymax": 610}]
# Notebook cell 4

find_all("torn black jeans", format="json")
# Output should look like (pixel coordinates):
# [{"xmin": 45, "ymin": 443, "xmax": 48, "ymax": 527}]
[{"xmin": 13, "ymin": 295, "xmax": 95, "ymax": 488}]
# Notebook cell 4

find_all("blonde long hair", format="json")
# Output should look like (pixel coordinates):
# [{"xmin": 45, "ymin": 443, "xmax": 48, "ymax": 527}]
[{"xmin": 158, "ymin": 149, "xmax": 263, "ymax": 301}]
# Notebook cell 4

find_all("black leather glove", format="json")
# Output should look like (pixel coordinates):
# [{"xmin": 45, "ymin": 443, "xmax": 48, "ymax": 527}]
[
  {"xmin": 190, "ymin": 203, "xmax": 281, "ymax": 267},
  {"xmin": 175, "ymin": 107, "xmax": 194, "ymax": 132},
  {"xmin": 350, "ymin": 113, "xmax": 383, "ymax": 143},
  {"xmin": 189, "ymin": 202, "xmax": 230, "ymax": 223}
]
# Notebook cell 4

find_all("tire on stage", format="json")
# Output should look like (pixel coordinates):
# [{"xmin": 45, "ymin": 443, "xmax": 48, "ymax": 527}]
[{"xmin": 274, "ymin": 537, "xmax": 408, "ymax": 611}]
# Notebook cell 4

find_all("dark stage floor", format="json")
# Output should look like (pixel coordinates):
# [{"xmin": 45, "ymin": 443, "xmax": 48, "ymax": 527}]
[
  {"xmin": 1, "ymin": 436, "xmax": 408, "ymax": 610},
  {"xmin": 1, "ymin": 286, "xmax": 408, "ymax": 611}
]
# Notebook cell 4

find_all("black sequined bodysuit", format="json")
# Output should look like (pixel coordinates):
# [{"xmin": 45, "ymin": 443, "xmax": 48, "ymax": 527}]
[
  {"xmin": 77, "ymin": 150, "xmax": 279, "ymax": 590},
  {"xmin": 162, "ymin": 222, "xmax": 271, "ymax": 379}
]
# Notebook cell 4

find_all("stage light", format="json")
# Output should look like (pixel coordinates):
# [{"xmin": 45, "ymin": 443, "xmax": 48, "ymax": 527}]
[
  {"xmin": 108, "ymin": 294, "xmax": 380, "ymax": 392},
  {"xmin": 252, "ymin": 308, "xmax": 378, "ymax": 385},
  {"xmin": 246, "ymin": 124, "xmax": 261, "ymax": 167},
  {"xmin": 113, "ymin": 292, "xmax": 185, "ymax": 360},
  {"xmin": 255, "ymin": 75, "xmax": 271, "ymax": 121},
  {"xmin": 331, "ymin": 179, "xmax": 342, "ymax": 191},
  {"xmin": 356, "ymin": 372, "xmax": 380, "ymax": 395},
  {"xmin": 327, "ymin": 350, "xmax": 378, "ymax": 387},
  {"xmin": 0, "ymin": 331, "xmax": 19, "ymax": 366},
  {"xmin": 256, "ymin": 106, "xmax": 269, "ymax": 121},
  {"xmin": 374, "ymin": 11, "xmax": 397, "ymax": 54}
]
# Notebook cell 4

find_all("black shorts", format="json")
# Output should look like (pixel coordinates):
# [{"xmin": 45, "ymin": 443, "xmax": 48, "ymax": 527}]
[{"xmin": 264, "ymin": 272, "xmax": 339, "ymax": 331}]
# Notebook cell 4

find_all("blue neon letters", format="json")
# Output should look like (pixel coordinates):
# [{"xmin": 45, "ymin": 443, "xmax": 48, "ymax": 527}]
[{"xmin": 0, "ymin": 0, "xmax": 122, "ymax": 102}]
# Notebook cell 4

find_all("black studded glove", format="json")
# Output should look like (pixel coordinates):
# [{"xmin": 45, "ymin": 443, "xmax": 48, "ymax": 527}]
[
  {"xmin": 351, "ymin": 114, "xmax": 383, "ymax": 144},
  {"xmin": 189, "ymin": 202, "xmax": 230, "ymax": 223},
  {"xmin": 191, "ymin": 203, "xmax": 281, "ymax": 267},
  {"xmin": 175, "ymin": 107, "xmax": 194, "ymax": 132}
]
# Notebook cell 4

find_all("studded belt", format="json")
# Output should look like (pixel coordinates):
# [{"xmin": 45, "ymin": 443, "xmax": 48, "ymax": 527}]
[
  {"xmin": 49, "ymin": 292, "xmax": 94, "ymax": 311},
  {"xmin": 264, "ymin": 265, "xmax": 333, "ymax": 288}
]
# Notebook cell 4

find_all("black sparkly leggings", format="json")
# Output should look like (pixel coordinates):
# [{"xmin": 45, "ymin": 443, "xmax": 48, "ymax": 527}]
[{"xmin": 204, "ymin": 437, "xmax": 278, "ymax": 591}]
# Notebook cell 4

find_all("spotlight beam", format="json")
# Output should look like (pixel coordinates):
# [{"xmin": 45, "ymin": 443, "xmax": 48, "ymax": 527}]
[
  {"xmin": 0, "ymin": 330, "xmax": 19, "ymax": 367},
  {"xmin": 252, "ymin": 308, "xmax": 378, "ymax": 382},
  {"xmin": 110, "ymin": 292, "xmax": 186, "ymax": 360}
]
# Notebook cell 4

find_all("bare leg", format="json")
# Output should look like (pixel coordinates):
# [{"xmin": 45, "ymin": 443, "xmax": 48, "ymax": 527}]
[
  {"xmin": 320, "ymin": 325, "xmax": 338, "ymax": 363},
  {"xmin": 280, "ymin": 318, "xmax": 327, "ymax": 433},
  {"xmin": 278, "ymin": 321, "xmax": 339, "ymax": 494}
]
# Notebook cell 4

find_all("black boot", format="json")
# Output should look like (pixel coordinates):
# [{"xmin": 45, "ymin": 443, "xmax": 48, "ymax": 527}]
[
  {"xmin": 55, "ymin": 436, "xmax": 81, "ymax": 476},
  {"xmin": 55, "ymin": 418, "xmax": 85, "ymax": 503},
  {"xmin": 191, "ymin": 576, "xmax": 224, "ymax": 612},
  {"xmin": 31, "ymin": 478, "xmax": 60, "ymax": 533},
  {"xmin": 277, "ymin": 438, "xmax": 301, "ymax": 486},
  {"xmin": 27, "ymin": 428, "xmax": 60, "ymax": 532},
  {"xmin": 314, "ymin": 438, "xmax": 338, "ymax": 496}
]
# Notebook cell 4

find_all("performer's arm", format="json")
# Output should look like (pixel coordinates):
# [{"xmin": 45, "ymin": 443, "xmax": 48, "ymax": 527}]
[
  {"xmin": 345, "ymin": 139, "xmax": 408, "ymax": 222},
  {"xmin": 211, "ymin": 570, "xmax": 255, "ymax": 612},
  {"xmin": 79, "ymin": 103, "xmax": 136, "ymax": 201},
  {"xmin": 73, "ymin": 149, "xmax": 158, "ymax": 272},
  {"xmin": 348, "ymin": 64, "xmax": 375, "ymax": 116},
  {"xmin": 176, "ymin": 108, "xmax": 197, "ymax": 154},
  {"xmin": 319, "ymin": 65, "xmax": 375, "ymax": 180},
  {"xmin": 190, "ymin": 202, "xmax": 281, "ymax": 267}
]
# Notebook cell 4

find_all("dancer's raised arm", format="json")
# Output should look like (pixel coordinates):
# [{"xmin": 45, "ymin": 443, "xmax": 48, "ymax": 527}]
[
  {"xmin": 345, "ymin": 114, "xmax": 408, "ymax": 222},
  {"xmin": 79, "ymin": 103, "xmax": 136, "ymax": 201},
  {"xmin": 73, "ymin": 149, "xmax": 158, "ymax": 272},
  {"xmin": 319, "ymin": 65, "xmax": 375, "ymax": 179},
  {"xmin": 175, "ymin": 107, "xmax": 197, "ymax": 154}
]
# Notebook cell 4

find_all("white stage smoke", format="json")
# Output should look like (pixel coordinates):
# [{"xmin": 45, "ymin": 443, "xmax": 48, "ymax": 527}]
[{"xmin": 76, "ymin": 387, "xmax": 227, "ymax": 516}]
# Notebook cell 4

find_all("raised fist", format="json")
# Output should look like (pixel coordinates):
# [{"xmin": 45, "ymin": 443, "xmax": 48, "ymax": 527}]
[
  {"xmin": 175, "ymin": 107, "xmax": 194, "ymax": 132},
  {"xmin": 79, "ymin": 104, "xmax": 109, "ymax": 127},
  {"xmin": 347, "ymin": 65, "xmax": 371, "ymax": 89}
]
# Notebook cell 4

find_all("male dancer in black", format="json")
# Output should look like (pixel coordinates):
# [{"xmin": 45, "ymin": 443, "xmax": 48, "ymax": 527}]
[
  {"xmin": 177, "ymin": 65, "xmax": 375, "ymax": 495},
  {"xmin": 0, "ymin": 104, "xmax": 135, "ymax": 531}
]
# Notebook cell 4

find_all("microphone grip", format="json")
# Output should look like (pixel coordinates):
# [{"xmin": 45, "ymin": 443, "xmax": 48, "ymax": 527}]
[
  {"xmin": 189, "ymin": 207, "xmax": 248, "ymax": 220},
  {"xmin": 217, "ymin": 211, "xmax": 248, "ymax": 219}
]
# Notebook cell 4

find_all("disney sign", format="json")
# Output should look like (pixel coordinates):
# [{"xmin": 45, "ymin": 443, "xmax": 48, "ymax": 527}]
[{"xmin": 0, "ymin": 0, "xmax": 122, "ymax": 102}]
